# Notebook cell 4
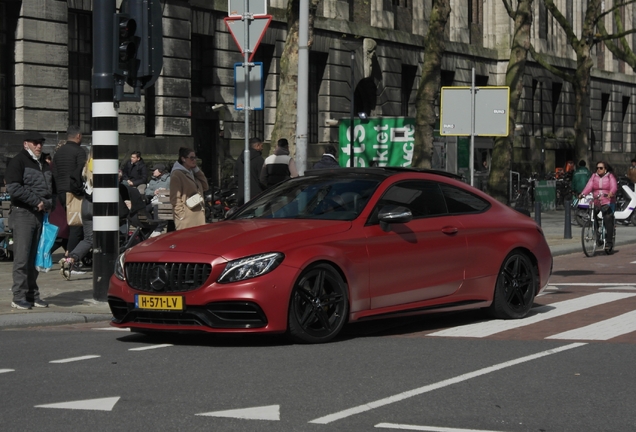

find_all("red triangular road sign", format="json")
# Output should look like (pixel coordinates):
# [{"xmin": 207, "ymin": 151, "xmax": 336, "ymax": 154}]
[{"xmin": 224, "ymin": 16, "xmax": 272, "ymax": 62}]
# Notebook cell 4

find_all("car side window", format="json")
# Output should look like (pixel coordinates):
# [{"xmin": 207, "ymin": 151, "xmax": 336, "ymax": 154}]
[
  {"xmin": 375, "ymin": 180, "xmax": 448, "ymax": 219},
  {"xmin": 439, "ymin": 183, "xmax": 490, "ymax": 214}
]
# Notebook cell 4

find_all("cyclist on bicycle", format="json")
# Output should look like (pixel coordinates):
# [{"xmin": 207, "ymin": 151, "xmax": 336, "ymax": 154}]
[{"xmin": 579, "ymin": 161, "xmax": 617, "ymax": 252}]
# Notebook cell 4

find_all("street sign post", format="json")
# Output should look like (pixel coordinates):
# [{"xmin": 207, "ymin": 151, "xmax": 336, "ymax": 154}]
[
  {"xmin": 225, "ymin": 7, "xmax": 271, "ymax": 204},
  {"xmin": 439, "ymin": 82, "xmax": 510, "ymax": 187},
  {"xmin": 234, "ymin": 62, "xmax": 263, "ymax": 110},
  {"xmin": 439, "ymin": 86, "xmax": 510, "ymax": 136},
  {"xmin": 228, "ymin": 0, "xmax": 267, "ymax": 17},
  {"xmin": 224, "ymin": 16, "xmax": 272, "ymax": 62}
]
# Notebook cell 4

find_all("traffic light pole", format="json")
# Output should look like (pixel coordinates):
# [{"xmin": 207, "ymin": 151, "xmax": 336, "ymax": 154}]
[{"xmin": 92, "ymin": 0, "xmax": 120, "ymax": 302}]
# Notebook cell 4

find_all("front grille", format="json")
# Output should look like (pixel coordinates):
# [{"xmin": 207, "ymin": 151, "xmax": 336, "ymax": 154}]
[
  {"xmin": 125, "ymin": 262, "xmax": 212, "ymax": 293},
  {"xmin": 107, "ymin": 297, "xmax": 268, "ymax": 329}
]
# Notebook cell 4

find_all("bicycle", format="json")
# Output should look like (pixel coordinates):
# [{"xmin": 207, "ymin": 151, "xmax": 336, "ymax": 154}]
[{"xmin": 581, "ymin": 193, "xmax": 615, "ymax": 257}]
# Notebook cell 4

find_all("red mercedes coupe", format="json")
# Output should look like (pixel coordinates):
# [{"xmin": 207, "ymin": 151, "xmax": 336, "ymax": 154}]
[{"xmin": 108, "ymin": 168, "xmax": 552, "ymax": 343}]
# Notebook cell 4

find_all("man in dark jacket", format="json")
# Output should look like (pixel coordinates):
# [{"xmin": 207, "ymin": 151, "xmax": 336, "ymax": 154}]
[
  {"xmin": 572, "ymin": 160, "xmax": 592, "ymax": 195},
  {"xmin": 52, "ymin": 125, "xmax": 86, "ymax": 253},
  {"xmin": 312, "ymin": 145, "xmax": 340, "ymax": 169},
  {"xmin": 234, "ymin": 137, "xmax": 265, "ymax": 205},
  {"xmin": 260, "ymin": 138, "xmax": 299, "ymax": 189},
  {"xmin": 6, "ymin": 131, "xmax": 54, "ymax": 309},
  {"xmin": 121, "ymin": 151, "xmax": 148, "ymax": 187}
]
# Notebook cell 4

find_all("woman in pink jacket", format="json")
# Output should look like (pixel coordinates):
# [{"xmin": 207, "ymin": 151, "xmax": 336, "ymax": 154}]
[{"xmin": 579, "ymin": 161, "xmax": 617, "ymax": 252}]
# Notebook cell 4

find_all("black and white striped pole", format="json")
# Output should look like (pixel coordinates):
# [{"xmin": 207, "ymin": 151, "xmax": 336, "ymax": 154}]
[{"xmin": 92, "ymin": 0, "xmax": 119, "ymax": 302}]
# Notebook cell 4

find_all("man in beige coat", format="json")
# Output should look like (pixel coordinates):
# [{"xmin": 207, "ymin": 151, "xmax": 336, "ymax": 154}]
[{"xmin": 170, "ymin": 147, "xmax": 209, "ymax": 230}]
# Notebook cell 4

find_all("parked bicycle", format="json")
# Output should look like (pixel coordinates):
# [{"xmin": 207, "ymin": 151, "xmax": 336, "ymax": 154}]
[{"xmin": 581, "ymin": 193, "xmax": 615, "ymax": 257}]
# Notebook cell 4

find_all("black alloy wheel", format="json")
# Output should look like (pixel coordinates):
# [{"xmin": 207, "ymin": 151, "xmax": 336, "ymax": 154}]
[
  {"xmin": 288, "ymin": 263, "xmax": 348, "ymax": 344},
  {"xmin": 488, "ymin": 251, "xmax": 537, "ymax": 319}
]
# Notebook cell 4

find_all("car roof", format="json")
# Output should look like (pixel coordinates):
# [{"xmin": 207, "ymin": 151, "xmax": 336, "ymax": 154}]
[{"xmin": 304, "ymin": 167, "xmax": 463, "ymax": 181}]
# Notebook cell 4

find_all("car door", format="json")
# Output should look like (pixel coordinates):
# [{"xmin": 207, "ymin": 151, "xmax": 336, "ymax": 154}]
[{"xmin": 365, "ymin": 180, "xmax": 468, "ymax": 309}]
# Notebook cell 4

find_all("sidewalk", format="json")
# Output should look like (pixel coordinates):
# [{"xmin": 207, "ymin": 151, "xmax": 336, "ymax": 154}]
[{"xmin": 2, "ymin": 209, "xmax": 635, "ymax": 329}]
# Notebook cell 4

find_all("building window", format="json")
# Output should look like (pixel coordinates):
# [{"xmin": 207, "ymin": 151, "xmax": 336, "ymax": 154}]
[
  {"xmin": 191, "ymin": 34, "xmax": 215, "ymax": 98},
  {"xmin": 68, "ymin": 10, "xmax": 92, "ymax": 134},
  {"xmin": 551, "ymin": 82, "xmax": 562, "ymax": 132},
  {"xmin": 621, "ymin": 96, "xmax": 630, "ymax": 152},
  {"xmin": 468, "ymin": 0, "xmax": 483, "ymax": 46},
  {"xmin": 401, "ymin": 65, "xmax": 417, "ymax": 117},
  {"xmin": 601, "ymin": 92, "xmax": 610, "ymax": 151},
  {"xmin": 1, "ymin": 1, "xmax": 19, "ymax": 130},
  {"xmin": 309, "ymin": 52, "xmax": 327, "ymax": 145},
  {"xmin": 538, "ymin": 2, "xmax": 547, "ymax": 40}
]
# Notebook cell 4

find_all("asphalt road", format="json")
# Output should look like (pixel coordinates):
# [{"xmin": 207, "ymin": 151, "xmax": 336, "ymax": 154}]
[{"xmin": 1, "ymin": 246, "xmax": 636, "ymax": 432}]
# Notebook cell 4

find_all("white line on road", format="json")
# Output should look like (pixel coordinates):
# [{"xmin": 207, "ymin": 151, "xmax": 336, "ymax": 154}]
[
  {"xmin": 50, "ymin": 355, "xmax": 101, "ymax": 364},
  {"xmin": 598, "ymin": 286, "xmax": 636, "ymax": 291},
  {"xmin": 428, "ymin": 292, "xmax": 636, "ymax": 338},
  {"xmin": 375, "ymin": 423, "xmax": 505, "ymax": 431},
  {"xmin": 92, "ymin": 327, "xmax": 131, "ymax": 331},
  {"xmin": 549, "ymin": 283, "xmax": 636, "ymax": 286},
  {"xmin": 128, "ymin": 344, "xmax": 173, "ymax": 351},
  {"xmin": 547, "ymin": 310, "xmax": 636, "ymax": 340},
  {"xmin": 0, "ymin": 369, "xmax": 15, "ymax": 374},
  {"xmin": 308, "ymin": 343, "xmax": 586, "ymax": 425}
]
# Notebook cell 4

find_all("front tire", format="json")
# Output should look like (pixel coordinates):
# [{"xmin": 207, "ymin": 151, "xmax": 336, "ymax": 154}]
[
  {"xmin": 582, "ymin": 221, "xmax": 597, "ymax": 257},
  {"xmin": 288, "ymin": 263, "xmax": 348, "ymax": 344},
  {"xmin": 488, "ymin": 251, "xmax": 537, "ymax": 319}
]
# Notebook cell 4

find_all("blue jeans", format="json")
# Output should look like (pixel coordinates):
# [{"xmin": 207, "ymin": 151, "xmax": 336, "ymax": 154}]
[{"xmin": 11, "ymin": 207, "xmax": 43, "ymax": 302}]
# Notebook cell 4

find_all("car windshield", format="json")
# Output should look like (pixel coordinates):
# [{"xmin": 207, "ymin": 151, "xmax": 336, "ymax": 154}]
[{"xmin": 232, "ymin": 175, "xmax": 382, "ymax": 221}]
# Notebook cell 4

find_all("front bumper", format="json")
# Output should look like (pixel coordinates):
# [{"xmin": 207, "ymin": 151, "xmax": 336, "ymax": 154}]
[{"xmin": 107, "ymin": 265, "xmax": 297, "ymax": 334}]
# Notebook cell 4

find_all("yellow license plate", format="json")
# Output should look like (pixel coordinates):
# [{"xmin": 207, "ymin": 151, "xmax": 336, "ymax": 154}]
[{"xmin": 135, "ymin": 295, "xmax": 184, "ymax": 311}]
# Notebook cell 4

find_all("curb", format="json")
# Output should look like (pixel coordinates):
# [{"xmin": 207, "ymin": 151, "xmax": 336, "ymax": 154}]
[{"xmin": 0, "ymin": 313, "xmax": 112, "ymax": 329}]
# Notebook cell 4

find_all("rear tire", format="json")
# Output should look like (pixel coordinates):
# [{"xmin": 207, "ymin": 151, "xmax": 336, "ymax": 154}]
[
  {"xmin": 488, "ymin": 251, "xmax": 537, "ymax": 319},
  {"xmin": 582, "ymin": 221, "xmax": 597, "ymax": 257}
]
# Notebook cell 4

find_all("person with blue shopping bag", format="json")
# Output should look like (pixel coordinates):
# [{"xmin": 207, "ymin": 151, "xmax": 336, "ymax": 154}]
[{"xmin": 5, "ymin": 131, "xmax": 54, "ymax": 309}]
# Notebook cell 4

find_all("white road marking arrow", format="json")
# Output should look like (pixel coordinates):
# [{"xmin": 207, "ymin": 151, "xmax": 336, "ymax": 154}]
[
  {"xmin": 196, "ymin": 404, "xmax": 280, "ymax": 421},
  {"xmin": 35, "ymin": 396, "xmax": 120, "ymax": 411}
]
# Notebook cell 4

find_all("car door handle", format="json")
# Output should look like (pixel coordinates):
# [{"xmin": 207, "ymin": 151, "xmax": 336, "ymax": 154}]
[{"xmin": 441, "ymin": 226, "xmax": 459, "ymax": 235}]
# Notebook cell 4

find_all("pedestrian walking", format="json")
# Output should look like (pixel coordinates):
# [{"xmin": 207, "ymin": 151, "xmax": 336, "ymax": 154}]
[
  {"xmin": 59, "ymin": 149, "xmax": 94, "ymax": 280},
  {"xmin": 572, "ymin": 160, "xmax": 592, "ymax": 195},
  {"xmin": 5, "ymin": 131, "xmax": 54, "ymax": 309},
  {"xmin": 52, "ymin": 125, "xmax": 86, "ymax": 256},
  {"xmin": 260, "ymin": 138, "xmax": 298, "ymax": 189}
]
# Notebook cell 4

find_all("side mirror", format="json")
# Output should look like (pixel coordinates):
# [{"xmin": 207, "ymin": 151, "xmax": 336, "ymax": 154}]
[{"xmin": 378, "ymin": 205, "xmax": 412, "ymax": 232}]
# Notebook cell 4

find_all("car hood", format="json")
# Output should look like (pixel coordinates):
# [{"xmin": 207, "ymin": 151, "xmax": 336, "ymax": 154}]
[{"xmin": 128, "ymin": 219, "xmax": 353, "ymax": 260}]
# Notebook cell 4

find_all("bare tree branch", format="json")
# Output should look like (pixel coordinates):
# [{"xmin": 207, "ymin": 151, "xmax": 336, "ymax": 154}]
[
  {"xmin": 597, "ymin": 5, "xmax": 636, "ymax": 70},
  {"xmin": 528, "ymin": 43, "xmax": 572, "ymax": 83},
  {"xmin": 501, "ymin": 0, "xmax": 514, "ymax": 18},
  {"xmin": 544, "ymin": 0, "xmax": 577, "ymax": 43},
  {"xmin": 596, "ymin": 0, "xmax": 636, "ymax": 23}
]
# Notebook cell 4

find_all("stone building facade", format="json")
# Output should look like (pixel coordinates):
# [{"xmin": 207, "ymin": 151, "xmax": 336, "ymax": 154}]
[{"xmin": 0, "ymin": 0, "xmax": 635, "ymax": 185}]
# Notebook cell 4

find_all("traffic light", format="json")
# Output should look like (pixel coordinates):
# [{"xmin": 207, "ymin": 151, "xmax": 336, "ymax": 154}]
[{"xmin": 113, "ymin": 13, "xmax": 138, "ymax": 80}]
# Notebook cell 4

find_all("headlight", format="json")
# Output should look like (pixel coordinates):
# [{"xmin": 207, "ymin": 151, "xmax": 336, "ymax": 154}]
[
  {"xmin": 114, "ymin": 251, "xmax": 127, "ymax": 281},
  {"xmin": 218, "ymin": 252, "xmax": 284, "ymax": 283}
]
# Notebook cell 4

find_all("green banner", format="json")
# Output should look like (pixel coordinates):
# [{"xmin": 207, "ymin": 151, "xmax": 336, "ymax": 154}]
[
  {"xmin": 535, "ymin": 180, "xmax": 556, "ymax": 211},
  {"xmin": 339, "ymin": 117, "xmax": 415, "ymax": 167}
]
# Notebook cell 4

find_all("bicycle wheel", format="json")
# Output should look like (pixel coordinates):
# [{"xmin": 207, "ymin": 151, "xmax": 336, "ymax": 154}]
[
  {"xmin": 582, "ymin": 221, "xmax": 597, "ymax": 257},
  {"xmin": 574, "ymin": 208, "xmax": 589, "ymax": 226}
]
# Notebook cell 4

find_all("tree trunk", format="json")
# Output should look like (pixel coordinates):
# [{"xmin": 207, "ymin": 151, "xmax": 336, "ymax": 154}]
[
  {"xmin": 269, "ymin": 0, "xmax": 319, "ymax": 156},
  {"xmin": 488, "ymin": 0, "xmax": 533, "ymax": 204},
  {"xmin": 411, "ymin": 0, "xmax": 451, "ymax": 169}
]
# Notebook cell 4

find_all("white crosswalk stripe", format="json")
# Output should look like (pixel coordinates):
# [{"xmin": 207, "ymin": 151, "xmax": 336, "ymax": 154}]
[
  {"xmin": 428, "ymin": 292, "xmax": 636, "ymax": 338},
  {"xmin": 546, "ymin": 310, "xmax": 636, "ymax": 340}
]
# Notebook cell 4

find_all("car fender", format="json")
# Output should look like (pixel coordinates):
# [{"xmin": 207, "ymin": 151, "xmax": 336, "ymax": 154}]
[{"xmin": 280, "ymin": 242, "xmax": 371, "ymax": 313}]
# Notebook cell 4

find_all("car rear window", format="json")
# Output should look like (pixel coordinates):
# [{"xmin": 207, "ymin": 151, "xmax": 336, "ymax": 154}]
[{"xmin": 439, "ymin": 183, "xmax": 490, "ymax": 214}]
